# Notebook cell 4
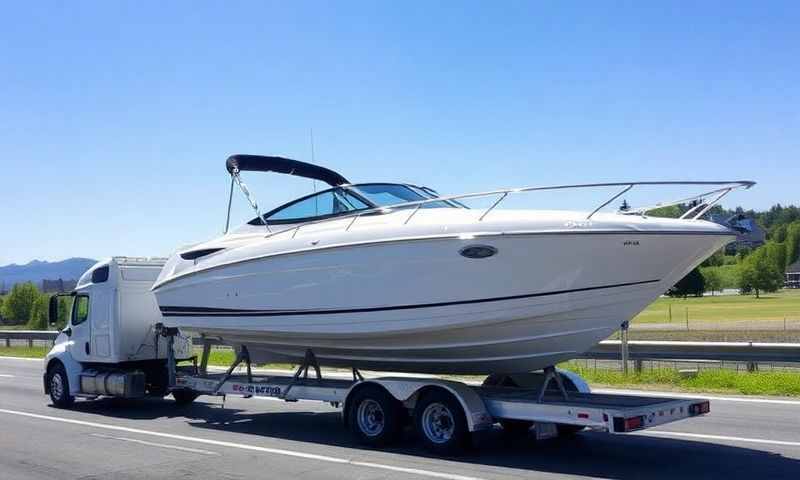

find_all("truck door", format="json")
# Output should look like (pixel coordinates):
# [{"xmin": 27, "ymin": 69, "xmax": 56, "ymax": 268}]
[
  {"xmin": 90, "ymin": 290, "xmax": 112, "ymax": 359},
  {"xmin": 68, "ymin": 294, "xmax": 92, "ymax": 362}
]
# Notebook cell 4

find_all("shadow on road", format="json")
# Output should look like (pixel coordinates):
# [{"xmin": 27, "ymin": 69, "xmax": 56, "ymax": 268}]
[{"xmin": 61, "ymin": 397, "xmax": 800, "ymax": 480}]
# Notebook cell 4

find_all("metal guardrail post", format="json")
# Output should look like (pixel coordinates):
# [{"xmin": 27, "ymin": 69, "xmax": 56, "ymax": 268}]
[
  {"xmin": 620, "ymin": 321, "xmax": 630, "ymax": 375},
  {"xmin": 4, "ymin": 338, "xmax": 9, "ymax": 348},
  {"xmin": 634, "ymin": 360, "xmax": 643, "ymax": 374}
]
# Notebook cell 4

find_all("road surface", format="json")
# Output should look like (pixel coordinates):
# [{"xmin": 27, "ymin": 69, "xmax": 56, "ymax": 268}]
[{"xmin": 1, "ymin": 356, "xmax": 798, "ymax": 479}]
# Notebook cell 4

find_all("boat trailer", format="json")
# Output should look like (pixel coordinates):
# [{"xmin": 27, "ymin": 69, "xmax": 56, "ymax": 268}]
[{"xmin": 157, "ymin": 326, "xmax": 711, "ymax": 454}]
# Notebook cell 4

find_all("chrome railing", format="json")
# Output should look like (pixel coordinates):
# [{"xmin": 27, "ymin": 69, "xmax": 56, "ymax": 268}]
[{"xmin": 236, "ymin": 180, "xmax": 754, "ymax": 240}]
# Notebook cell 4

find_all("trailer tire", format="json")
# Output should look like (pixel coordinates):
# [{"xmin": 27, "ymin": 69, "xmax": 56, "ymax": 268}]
[
  {"xmin": 171, "ymin": 390, "xmax": 199, "ymax": 405},
  {"xmin": 347, "ymin": 385, "xmax": 403, "ymax": 447},
  {"xmin": 414, "ymin": 389, "xmax": 470, "ymax": 455},
  {"xmin": 47, "ymin": 363, "xmax": 74, "ymax": 408},
  {"xmin": 556, "ymin": 424, "xmax": 585, "ymax": 437}
]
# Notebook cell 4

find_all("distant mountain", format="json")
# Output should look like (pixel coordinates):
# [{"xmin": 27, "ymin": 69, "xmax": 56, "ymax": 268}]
[{"xmin": 0, "ymin": 258, "xmax": 97, "ymax": 290}]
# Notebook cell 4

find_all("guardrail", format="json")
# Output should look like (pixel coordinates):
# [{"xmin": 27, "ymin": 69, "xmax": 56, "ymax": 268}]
[
  {"xmin": 578, "ymin": 340, "xmax": 800, "ymax": 372},
  {"xmin": 0, "ymin": 330, "xmax": 59, "ymax": 347},
  {"xmin": 2, "ymin": 331, "xmax": 799, "ymax": 370}
]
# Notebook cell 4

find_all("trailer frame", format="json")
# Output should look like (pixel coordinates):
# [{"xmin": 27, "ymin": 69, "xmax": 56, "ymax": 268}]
[{"xmin": 163, "ymin": 333, "xmax": 711, "ymax": 452}]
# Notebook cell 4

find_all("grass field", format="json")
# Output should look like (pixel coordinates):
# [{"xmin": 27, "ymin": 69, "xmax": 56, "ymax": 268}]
[
  {"xmin": 561, "ymin": 361, "xmax": 800, "ymax": 397},
  {"xmin": 0, "ymin": 346, "xmax": 50, "ymax": 359},
  {"xmin": 632, "ymin": 289, "xmax": 800, "ymax": 324}
]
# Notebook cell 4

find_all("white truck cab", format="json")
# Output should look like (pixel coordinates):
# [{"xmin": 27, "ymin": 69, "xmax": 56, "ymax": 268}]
[{"xmin": 44, "ymin": 257, "xmax": 192, "ymax": 406}]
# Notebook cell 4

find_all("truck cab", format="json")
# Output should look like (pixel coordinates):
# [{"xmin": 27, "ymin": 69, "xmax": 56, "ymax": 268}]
[{"xmin": 43, "ymin": 257, "xmax": 192, "ymax": 407}]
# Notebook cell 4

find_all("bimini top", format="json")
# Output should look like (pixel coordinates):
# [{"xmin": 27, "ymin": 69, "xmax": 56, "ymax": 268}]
[{"xmin": 225, "ymin": 154, "xmax": 350, "ymax": 186}]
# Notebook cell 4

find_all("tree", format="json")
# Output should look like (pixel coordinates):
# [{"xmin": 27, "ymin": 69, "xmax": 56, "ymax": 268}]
[
  {"xmin": 765, "ymin": 241, "xmax": 787, "ymax": 274},
  {"xmin": 701, "ymin": 249, "xmax": 725, "ymax": 267},
  {"xmin": 649, "ymin": 205, "xmax": 684, "ymax": 218},
  {"xmin": 738, "ymin": 249, "xmax": 784, "ymax": 298},
  {"xmin": 1, "ymin": 282, "xmax": 40, "ymax": 325},
  {"xmin": 785, "ymin": 222, "xmax": 800, "ymax": 268},
  {"xmin": 703, "ymin": 268, "xmax": 723, "ymax": 295},
  {"xmin": 55, "ymin": 296, "xmax": 70, "ymax": 330},
  {"xmin": 27, "ymin": 294, "xmax": 49, "ymax": 330},
  {"xmin": 667, "ymin": 268, "xmax": 705, "ymax": 298}
]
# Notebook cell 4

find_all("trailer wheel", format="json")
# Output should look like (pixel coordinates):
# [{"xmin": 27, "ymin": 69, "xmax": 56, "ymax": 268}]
[
  {"xmin": 414, "ymin": 390, "xmax": 470, "ymax": 455},
  {"xmin": 171, "ymin": 389, "xmax": 199, "ymax": 405},
  {"xmin": 47, "ymin": 363, "xmax": 74, "ymax": 408},
  {"xmin": 500, "ymin": 419, "xmax": 533, "ymax": 437},
  {"xmin": 556, "ymin": 424, "xmax": 585, "ymax": 437},
  {"xmin": 347, "ymin": 385, "xmax": 402, "ymax": 447}
]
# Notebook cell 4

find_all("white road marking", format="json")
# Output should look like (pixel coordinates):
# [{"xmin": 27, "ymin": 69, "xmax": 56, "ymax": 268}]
[
  {"xmin": 0, "ymin": 356, "xmax": 42, "ymax": 362},
  {"xmin": 0, "ymin": 374, "xmax": 15, "ymax": 378},
  {"xmin": 642, "ymin": 430, "xmax": 800, "ymax": 448},
  {"xmin": 594, "ymin": 388, "xmax": 800, "ymax": 406},
  {"xmin": 89, "ymin": 433, "xmax": 219, "ymax": 455},
  {"xmin": 0, "ymin": 408, "xmax": 484, "ymax": 480}
]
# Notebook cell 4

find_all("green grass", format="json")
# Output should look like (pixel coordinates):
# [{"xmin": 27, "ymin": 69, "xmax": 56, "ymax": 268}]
[
  {"xmin": 199, "ymin": 348, "xmax": 295, "ymax": 369},
  {"xmin": 562, "ymin": 362, "xmax": 800, "ymax": 397},
  {"xmin": 633, "ymin": 289, "xmax": 800, "ymax": 324},
  {"xmin": 0, "ymin": 345, "xmax": 50, "ymax": 358}
]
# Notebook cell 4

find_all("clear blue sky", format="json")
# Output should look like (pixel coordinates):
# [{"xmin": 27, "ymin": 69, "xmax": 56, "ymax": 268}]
[{"xmin": 1, "ymin": 2, "xmax": 797, "ymax": 265}]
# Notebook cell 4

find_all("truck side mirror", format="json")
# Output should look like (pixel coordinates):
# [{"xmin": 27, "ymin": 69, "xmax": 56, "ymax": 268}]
[{"xmin": 49, "ymin": 295, "xmax": 59, "ymax": 326}]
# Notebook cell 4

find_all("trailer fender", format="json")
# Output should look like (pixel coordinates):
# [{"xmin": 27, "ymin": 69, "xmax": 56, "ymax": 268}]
[
  {"xmin": 348, "ymin": 378, "xmax": 493, "ymax": 432},
  {"xmin": 557, "ymin": 369, "xmax": 591, "ymax": 393},
  {"xmin": 44, "ymin": 343, "xmax": 83, "ymax": 396}
]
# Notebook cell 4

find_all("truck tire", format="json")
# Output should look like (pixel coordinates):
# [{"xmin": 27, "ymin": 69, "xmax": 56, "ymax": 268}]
[
  {"xmin": 414, "ymin": 389, "xmax": 470, "ymax": 455},
  {"xmin": 347, "ymin": 385, "xmax": 402, "ymax": 447},
  {"xmin": 47, "ymin": 364, "xmax": 75, "ymax": 408},
  {"xmin": 171, "ymin": 389, "xmax": 199, "ymax": 405}
]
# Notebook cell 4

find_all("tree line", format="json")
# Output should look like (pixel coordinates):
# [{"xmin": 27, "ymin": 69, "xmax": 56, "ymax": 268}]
[
  {"xmin": 0, "ymin": 283, "xmax": 69, "ymax": 329},
  {"xmin": 670, "ymin": 219, "xmax": 800, "ymax": 298}
]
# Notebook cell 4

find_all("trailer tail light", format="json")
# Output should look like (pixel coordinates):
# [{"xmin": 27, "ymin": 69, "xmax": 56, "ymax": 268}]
[
  {"xmin": 612, "ymin": 415, "xmax": 645, "ymax": 432},
  {"xmin": 624, "ymin": 416, "xmax": 644, "ymax": 431},
  {"xmin": 689, "ymin": 401, "xmax": 710, "ymax": 415}
]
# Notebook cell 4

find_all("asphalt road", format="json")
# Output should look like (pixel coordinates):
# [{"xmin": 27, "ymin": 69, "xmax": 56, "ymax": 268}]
[{"xmin": 1, "ymin": 356, "xmax": 798, "ymax": 480}]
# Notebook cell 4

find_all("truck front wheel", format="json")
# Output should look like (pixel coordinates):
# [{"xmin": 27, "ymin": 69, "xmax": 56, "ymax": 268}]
[{"xmin": 47, "ymin": 364, "xmax": 75, "ymax": 408}]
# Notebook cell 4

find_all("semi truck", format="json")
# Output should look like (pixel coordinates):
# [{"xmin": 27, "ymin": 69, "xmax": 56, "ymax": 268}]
[{"xmin": 43, "ymin": 256, "xmax": 710, "ymax": 454}]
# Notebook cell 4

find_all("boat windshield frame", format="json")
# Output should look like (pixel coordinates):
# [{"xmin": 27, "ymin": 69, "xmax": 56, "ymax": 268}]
[{"xmin": 247, "ymin": 183, "xmax": 454, "ymax": 226}]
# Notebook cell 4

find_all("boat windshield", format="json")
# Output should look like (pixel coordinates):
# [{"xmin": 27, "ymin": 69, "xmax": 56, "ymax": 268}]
[
  {"xmin": 351, "ymin": 184, "xmax": 454, "ymax": 209},
  {"xmin": 249, "ymin": 183, "xmax": 456, "ymax": 226}
]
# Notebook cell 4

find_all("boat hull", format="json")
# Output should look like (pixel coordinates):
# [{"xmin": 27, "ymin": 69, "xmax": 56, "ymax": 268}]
[{"xmin": 155, "ymin": 230, "xmax": 731, "ymax": 374}]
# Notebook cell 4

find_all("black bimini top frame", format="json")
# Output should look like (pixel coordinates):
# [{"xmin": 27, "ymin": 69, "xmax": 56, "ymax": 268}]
[{"xmin": 226, "ymin": 154, "xmax": 349, "ymax": 187}]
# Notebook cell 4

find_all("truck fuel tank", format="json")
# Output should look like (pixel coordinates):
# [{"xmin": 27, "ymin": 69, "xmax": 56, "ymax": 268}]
[{"xmin": 79, "ymin": 370, "xmax": 145, "ymax": 398}]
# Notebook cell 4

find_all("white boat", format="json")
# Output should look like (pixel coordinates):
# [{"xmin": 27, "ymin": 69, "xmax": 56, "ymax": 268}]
[{"xmin": 152, "ymin": 155, "xmax": 753, "ymax": 374}]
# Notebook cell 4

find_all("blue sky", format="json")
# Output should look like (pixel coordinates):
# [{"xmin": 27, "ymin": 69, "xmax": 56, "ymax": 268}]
[{"xmin": 1, "ymin": 1, "xmax": 797, "ymax": 264}]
